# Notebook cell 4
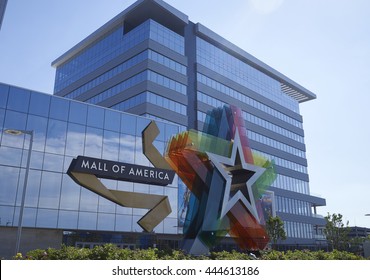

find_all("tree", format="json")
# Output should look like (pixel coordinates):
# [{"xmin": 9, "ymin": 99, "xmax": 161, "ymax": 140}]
[
  {"xmin": 266, "ymin": 215, "xmax": 286, "ymax": 249},
  {"xmin": 324, "ymin": 213, "xmax": 350, "ymax": 251}
]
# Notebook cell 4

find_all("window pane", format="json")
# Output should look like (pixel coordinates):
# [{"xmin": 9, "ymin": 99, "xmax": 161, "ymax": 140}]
[
  {"xmin": 121, "ymin": 114, "xmax": 136, "ymax": 135},
  {"xmin": 102, "ymin": 130, "xmax": 120, "ymax": 161},
  {"xmin": 49, "ymin": 97, "xmax": 70, "ymax": 121},
  {"xmin": 0, "ymin": 206, "xmax": 14, "ymax": 226},
  {"xmin": 58, "ymin": 210, "xmax": 78, "ymax": 229},
  {"xmin": 0, "ymin": 108, "xmax": 4, "ymax": 129},
  {"xmin": 163, "ymin": 218, "xmax": 177, "ymax": 234},
  {"xmin": 22, "ymin": 207, "xmax": 37, "ymax": 227},
  {"xmin": 0, "ymin": 166, "xmax": 19, "ymax": 205},
  {"xmin": 115, "ymin": 214, "xmax": 132, "ymax": 231},
  {"xmin": 87, "ymin": 105, "xmax": 104, "ymax": 128},
  {"xmin": 26, "ymin": 114, "xmax": 48, "ymax": 152},
  {"xmin": 29, "ymin": 92, "xmax": 50, "ymax": 117},
  {"xmin": 0, "ymin": 84, "xmax": 9, "ymax": 108},
  {"xmin": 79, "ymin": 188, "xmax": 98, "ymax": 212},
  {"xmin": 60, "ymin": 174, "xmax": 80, "ymax": 211},
  {"xmin": 4, "ymin": 110, "xmax": 27, "ymax": 133},
  {"xmin": 36, "ymin": 209, "xmax": 58, "ymax": 228},
  {"xmin": 104, "ymin": 110, "xmax": 120, "ymax": 132},
  {"xmin": 65, "ymin": 123, "xmax": 85, "ymax": 156},
  {"xmin": 78, "ymin": 212, "xmax": 97, "ymax": 230},
  {"xmin": 43, "ymin": 153, "xmax": 64, "ymax": 172},
  {"xmin": 45, "ymin": 119, "xmax": 67, "ymax": 154},
  {"xmin": 38, "ymin": 171, "xmax": 62, "ymax": 208},
  {"xmin": 119, "ymin": 134, "xmax": 135, "ymax": 163},
  {"xmin": 97, "ymin": 213, "xmax": 115, "ymax": 231},
  {"xmin": 0, "ymin": 146, "xmax": 22, "ymax": 166},
  {"xmin": 25, "ymin": 170, "xmax": 41, "ymax": 207},
  {"xmin": 84, "ymin": 127, "xmax": 103, "ymax": 157},
  {"xmin": 69, "ymin": 102, "xmax": 87, "ymax": 125},
  {"xmin": 7, "ymin": 87, "xmax": 30, "ymax": 113}
]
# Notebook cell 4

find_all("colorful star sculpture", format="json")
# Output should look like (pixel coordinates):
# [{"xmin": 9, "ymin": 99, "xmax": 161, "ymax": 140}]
[{"xmin": 143, "ymin": 105, "xmax": 277, "ymax": 255}]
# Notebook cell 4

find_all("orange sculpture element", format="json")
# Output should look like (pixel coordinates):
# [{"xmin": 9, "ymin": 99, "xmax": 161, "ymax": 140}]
[{"xmin": 161, "ymin": 105, "xmax": 276, "ymax": 254}]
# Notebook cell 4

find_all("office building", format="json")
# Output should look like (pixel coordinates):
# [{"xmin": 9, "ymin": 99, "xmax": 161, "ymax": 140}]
[
  {"xmin": 0, "ymin": 0, "xmax": 8, "ymax": 30},
  {"xmin": 52, "ymin": 0, "xmax": 326, "ymax": 247},
  {"xmin": 0, "ymin": 0, "xmax": 326, "ymax": 257}
]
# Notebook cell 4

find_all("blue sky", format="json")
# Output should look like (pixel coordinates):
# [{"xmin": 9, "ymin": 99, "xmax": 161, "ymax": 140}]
[{"xmin": 1, "ymin": 0, "xmax": 369, "ymax": 227}]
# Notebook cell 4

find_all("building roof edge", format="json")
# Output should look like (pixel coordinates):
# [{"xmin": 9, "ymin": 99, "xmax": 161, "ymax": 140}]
[
  {"xmin": 196, "ymin": 23, "xmax": 317, "ymax": 103},
  {"xmin": 51, "ymin": 0, "xmax": 188, "ymax": 68}
]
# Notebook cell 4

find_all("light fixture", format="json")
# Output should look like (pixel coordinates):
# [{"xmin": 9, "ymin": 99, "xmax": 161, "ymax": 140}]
[
  {"xmin": 4, "ymin": 129, "xmax": 24, "ymax": 136},
  {"xmin": 3, "ymin": 128, "xmax": 34, "ymax": 255}
]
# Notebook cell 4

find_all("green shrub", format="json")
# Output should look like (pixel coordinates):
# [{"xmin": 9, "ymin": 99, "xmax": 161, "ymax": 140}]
[
  {"xmin": 156, "ymin": 249, "xmax": 192, "ymax": 260},
  {"xmin": 324, "ymin": 249, "xmax": 363, "ymax": 260},
  {"xmin": 210, "ymin": 250, "xmax": 252, "ymax": 260},
  {"xmin": 23, "ymin": 245, "xmax": 367, "ymax": 260}
]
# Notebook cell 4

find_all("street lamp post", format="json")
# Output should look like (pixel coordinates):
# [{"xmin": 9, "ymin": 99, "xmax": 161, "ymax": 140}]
[{"xmin": 4, "ymin": 129, "xmax": 34, "ymax": 255}]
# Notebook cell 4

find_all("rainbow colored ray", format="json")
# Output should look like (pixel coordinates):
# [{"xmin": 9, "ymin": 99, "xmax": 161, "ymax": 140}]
[{"xmin": 165, "ymin": 105, "xmax": 277, "ymax": 254}]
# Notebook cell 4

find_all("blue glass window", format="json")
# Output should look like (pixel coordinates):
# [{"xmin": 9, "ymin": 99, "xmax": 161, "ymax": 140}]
[
  {"xmin": 60, "ymin": 174, "xmax": 81, "ymax": 211},
  {"xmin": 0, "ymin": 166, "xmax": 20, "ymax": 205},
  {"xmin": 22, "ymin": 207, "xmax": 37, "ymax": 227},
  {"xmin": 0, "ymin": 108, "xmax": 5, "ymax": 128},
  {"xmin": 87, "ymin": 105, "xmax": 104, "ymax": 128},
  {"xmin": 36, "ymin": 209, "xmax": 58, "ymax": 228},
  {"xmin": 115, "ymin": 215, "xmax": 132, "ymax": 231},
  {"xmin": 78, "ymin": 211, "xmax": 98, "ymax": 230},
  {"xmin": 104, "ymin": 110, "xmax": 120, "ymax": 132},
  {"xmin": 30, "ymin": 151, "xmax": 44, "ymax": 170},
  {"xmin": 58, "ymin": 210, "xmax": 78, "ymax": 229},
  {"xmin": 0, "ymin": 146, "xmax": 23, "ymax": 166},
  {"xmin": 102, "ymin": 130, "xmax": 120, "ymax": 161},
  {"xmin": 26, "ymin": 114, "xmax": 48, "ymax": 152},
  {"xmin": 0, "ymin": 206, "xmax": 14, "ymax": 226},
  {"xmin": 97, "ymin": 213, "xmax": 115, "ymax": 231},
  {"xmin": 25, "ymin": 170, "xmax": 41, "ymax": 207},
  {"xmin": 7, "ymin": 87, "xmax": 30, "ymax": 113},
  {"xmin": 45, "ymin": 119, "xmax": 67, "ymax": 154},
  {"xmin": 4, "ymin": 110, "xmax": 27, "ymax": 132},
  {"xmin": 120, "ymin": 114, "xmax": 136, "ymax": 135},
  {"xmin": 65, "ymin": 123, "xmax": 86, "ymax": 156},
  {"xmin": 43, "ymin": 153, "xmax": 64, "ymax": 172},
  {"xmin": 79, "ymin": 188, "xmax": 99, "ymax": 212},
  {"xmin": 38, "ymin": 171, "xmax": 62, "ymax": 208},
  {"xmin": 84, "ymin": 126, "xmax": 103, "ymax": 158},
  {"xmin": 49, "ymin": 97, "xmax": 70, "ymax": 121},
  {"xmin": 29, "ymin": 92, "xmax": 51, "ymax": 117},
  {"xmin": 69, "ymin": 102, "xmax": 87, "ymax": 125},
  {"xmin": 136, "ymin": 117, "xmax": 151, "ymax": 136},
  {"xmin": 119, "ymin": 134, "xmax": 135, "ymax": 164},
  {"xmin": 0, "ymin": 84, "xmax": 9, "ymax": 108}
]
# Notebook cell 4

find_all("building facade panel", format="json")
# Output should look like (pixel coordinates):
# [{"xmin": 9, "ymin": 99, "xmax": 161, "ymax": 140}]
[{"xmin": 0, "ymin": 84, "xmax": 181, "ymax": 236}]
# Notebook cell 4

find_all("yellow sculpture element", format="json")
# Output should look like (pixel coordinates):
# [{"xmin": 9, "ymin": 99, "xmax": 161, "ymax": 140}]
[
  {"xmin": 142, "ymin": 121, "xmax": 173, "ymax": 170},
  {"xmin": 69, "ymin": 171, "xmax": 171, "ymax": 232}
]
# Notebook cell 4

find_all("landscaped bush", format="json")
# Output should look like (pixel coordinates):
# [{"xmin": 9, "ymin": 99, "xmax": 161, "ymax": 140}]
[
  {"xmin": 260, "ymin": 249, "xmax": 366, "ymax": 260},
  {"xmin": 17, "ymin": 244, "xmax": 368, "ymax": 260}
]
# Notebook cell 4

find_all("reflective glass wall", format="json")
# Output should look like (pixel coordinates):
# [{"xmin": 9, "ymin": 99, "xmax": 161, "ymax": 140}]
[
  {"xmin": 0, "ymin": 83, "xmax": 180, "ymax": 234},
  {"xmin": 195, "ymin": 36, "xmax": 320, "ymax": 241}
]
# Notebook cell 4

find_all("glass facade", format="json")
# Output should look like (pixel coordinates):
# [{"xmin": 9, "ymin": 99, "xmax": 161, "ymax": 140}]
[
  {"xmin": 55, "ymin": 19, "xmax": 185, "ymax": 94},
  {"xmin": 63, "ymin": 50, "xmax": 186, "ymax": 101},
  {"xmin": 0, "ymin": 84, "xmax": 180, "ymax": 234},
  {"xmin": 194, "ymin": 34, "xmax": 324, "ymax": 242},
  {"xmin": 196, "ymin": 38, "xmax": 299, "ymax": 113}
]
